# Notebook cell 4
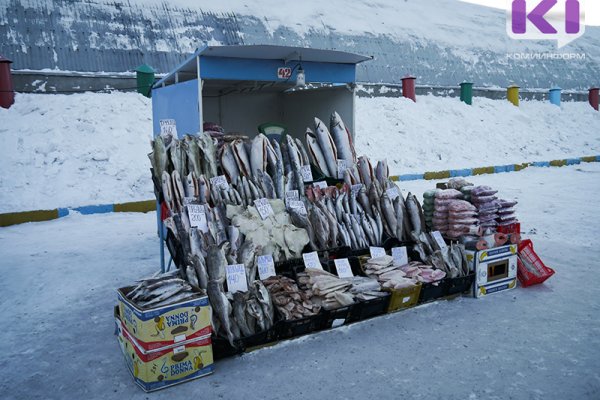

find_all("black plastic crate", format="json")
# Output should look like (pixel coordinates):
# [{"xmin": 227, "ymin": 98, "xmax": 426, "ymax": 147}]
[
  {"xmin": 276, "ymin": 313, "xmax": 324, "ymax": 340},
  {"xmin": 418, "ymin": 279, "xmax": 447, "ymax": 304},
  {"xmin": 446, "ymin": 273, "xmax": 475, "ymax": 297},
  {"xmin": 274, "ymin": 258, "xmax": 304, "ymax": 279},
  {"xmin": 211, "ymin": 336, "xmax": 244, "ymax": 360},
  {"xmin": 319, "ymin": 303, "xmax": 354, "ymax": 330},
  {"xmin": 347, "ymin": 293, "xmax": 391, "ymax": 322},
  {"xmin": 240, "ymin": 327, "xmax": 279, "ymax": 351}
]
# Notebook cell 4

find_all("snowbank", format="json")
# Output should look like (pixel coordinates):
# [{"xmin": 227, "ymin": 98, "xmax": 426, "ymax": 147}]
[
  {"xmin": 0, "ymin": 92, "xmax": 153, "ymax": 212},
  {"xmin": 355, "ymin": 96, "xmax": 600, "ymax": 174},
  {"xmin": 1, "ymin": 92, "xmax": 598, "ymax": 213}
]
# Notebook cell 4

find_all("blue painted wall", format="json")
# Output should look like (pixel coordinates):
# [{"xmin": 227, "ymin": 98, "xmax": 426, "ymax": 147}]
[{"xmin": 152, "ymin": 79, "xmax": 200, "ymax": 137}]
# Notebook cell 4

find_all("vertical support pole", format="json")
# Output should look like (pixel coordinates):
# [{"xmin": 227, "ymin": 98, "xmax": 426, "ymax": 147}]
[
  {"xmin": 157, "ymin": 200, "xmax": 165, "ymax": 273},
  {"xmin": 197, "ymin": 55, "xmax": 204, "ymax": 132}
]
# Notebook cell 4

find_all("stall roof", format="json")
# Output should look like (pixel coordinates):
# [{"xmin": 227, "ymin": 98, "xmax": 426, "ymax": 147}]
[{"xmin": 154, "ymin": 45, "xmax": 372, "ymax": 88}]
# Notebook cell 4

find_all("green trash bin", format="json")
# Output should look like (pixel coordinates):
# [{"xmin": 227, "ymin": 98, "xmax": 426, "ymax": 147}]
[
  {"xmin": 460, "ymin": 82, "xmax": 473, "ymax": 105},
  {"xmin": 257, "ymin": 122, "xmax": 287, "ymax": 142},
  {"xmin": 135, "ymin": 64, "xmax": 155, "ymax": 98}
]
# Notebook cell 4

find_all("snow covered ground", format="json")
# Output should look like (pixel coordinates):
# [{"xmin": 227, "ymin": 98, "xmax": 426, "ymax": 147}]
[
  {"xmin": 1, "ymin": 164, "xmax": 598, "ymax": 399},
  {"xmin": 1, "ymin": 92, "xmax": 598, "ymax": 213}
]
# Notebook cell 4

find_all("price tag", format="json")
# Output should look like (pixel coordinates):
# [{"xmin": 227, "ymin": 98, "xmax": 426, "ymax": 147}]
[
  {"xmin": 257, "ymin": 255, "xmax": 276, "ymax": 280},
  {"xmin": 287, "ymin": 200, "xmax": 307, "ymax": 216},
  {"xmin": 302, "ymin": 252, "xmax": 323, "ymax": 270},
  {"xmin": 337, "ymin": 159, "xmax": 347, "ymax": 179},
  {"xmin": 369, "ymin": 246, "xmax": 387, "ymax": 258},
  {"xmin": 312, "ymin": 181, "xmax": 327, "ymax": 190},
  {"xmin": 392, "ymin": 246, "xmax": 409, "ymax": 266},
  {"xmin": 254, "ymin": 198, "xmax": 274, "ymax": 220},
  {"xmin": 334, "ymin": 258, "xmax": 354, "ymax": 278},
  {"xmin": 277, "ymin": 67, "xmax": 292, "ymax": 79},
  {"xmin": 183, "ymin": 197, "xmax": 195, "ymax": 205},
  {"xmin": 285, "ymin": 190, "xmax": 299, "ymax": 203},
  {"xmin": 386, "ymin": 186, "xmax": 400, "ymax": 201},
  {"xmin": 210, "ymin": 175, "xmax": 229, "ymax": 190},
  {"xmin": 159, "ymin": 119, "xmax": 177, "ymax": 139},
  {"xmin": 351, "ymin": 184, "xmax": 363, "ymax": 198},
  {"xmin": 432, "ymin": 231, "xmax": 448, "ymax": 249},
  {"xmin": 226, "ymin": 264, "xmax": 248, "ymax": 293},
  {"xmin": 187, "ymin": 204, "xmax": 208, "ymax": 232},
  {"xmin": 301, "ymin": 165, "xmax": 314, "ymax": 182}
]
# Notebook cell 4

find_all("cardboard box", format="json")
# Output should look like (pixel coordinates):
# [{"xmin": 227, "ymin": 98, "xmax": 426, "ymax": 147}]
[
  {"xmin": 384, "ymin": 282, "xmax": 422, "ymax": 312},
  {"xmin": 117, "ymin": 286, "xmax": 212, "ymax": 351},
  {"xmin": 115, "ymin": 318, "xmax": 214, "ymax": 392},
  {"xmin": 466, "ymin": 244, "xmax": 518, "ymax": 298}
]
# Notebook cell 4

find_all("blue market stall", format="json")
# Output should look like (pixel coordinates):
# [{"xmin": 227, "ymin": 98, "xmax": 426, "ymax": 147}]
[{"xmin": 151, "ymin": 44, "xmax": 371, "ymax": 270}]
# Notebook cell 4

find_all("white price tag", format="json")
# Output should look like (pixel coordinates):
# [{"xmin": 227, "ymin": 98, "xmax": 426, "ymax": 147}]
[
  {"xmin": 257, "ymin": 255, "xmax": 276, "ymax": 280},
  {"xmin": 187, "ymin": 204, "xmax": 208, "ymax": 232},
  {"xmin": 226, "ymin": 264, "xmax": 248, "ymax": 293},
  {"xmin": 159, "ymin": 119, "xmax": 177, "ymax": 139},
  {"xmin": 386, "ymin": 186, "xmax": 400, "ymax": 201},
  {"xmin": 302, "ymin": 252, "xmax": 323, "ymax": 270},
  {"xmin": 432, "ymin": 231, "xmax": 447, "ymax": 249},
  {"xmin": 392, "ymin": 246, "xmax": 409, "ymax": 266},
  {"xmin": 287, "ymin": 200, "xmax": 307, "ymax": 216},
  {"xmin": 337, "ymin": 159, "xmax": 347, "ymax": 179},
  {"xmin": 254, "ymin": 198, "xmax": 274, "ymax": 220},
  {"xmin": 210, "ymin": 175, "xmax": 230, "ymax": 190},
  {"xmin": 301, "ymin": 165, "xmax": 314, "ymax": 182},
  {"xmin": 312, "ymin": 181, "xmax": 327, "ymax": 190},
  {"xmin": 183, "ymin": 197, "xmax": 195, "ymax": 205},
  {"xmin": 285, "ymin": 190, "xmax": 299, "ymax": 203},
  {"xmin": 351, "ymin": 184, "xmax": 363, "ymax": 198},
  {"xmin": 369, "ymin": 246, "xmax": 387, "ymax": 258},
  {"xmin": 334, "ymin": 258, "xmax": 354, "ymax": 278}
]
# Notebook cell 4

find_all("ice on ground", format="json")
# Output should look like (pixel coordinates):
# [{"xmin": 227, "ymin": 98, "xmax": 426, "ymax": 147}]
[{"xmin": 0, "ymin": 164, "xmax": 599, "ymax": 399}]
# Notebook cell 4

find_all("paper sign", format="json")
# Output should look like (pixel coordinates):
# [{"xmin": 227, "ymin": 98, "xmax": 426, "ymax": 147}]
[
  {"xmin": 432, "ymin": 231, "xmax": 447, "ymax": 249},
  {"xmin": 285, "ymin": 190, "xmax": 299, "ymax": 203},
  {"xmin": 337, "ymin": 159, "xmax": 347, "ymax": 179},
  {"xmin": 392, "ymin": 246, "xmax": 409, "ymax": 266},
  {"xmin": 159, "ymin": 119, "xmax": 177, "ymax": 139},
  {"xmin": 277, "ymin": 67, "xmax": 292, "ymax": 79},
  {"xmin": 254, "ymin": 198, "xmax": 274, "ymax": 220},
  {"xmin": 386, "ymin": 186, "xmax": 400, "ymax": 201},
  {"xmin": 287, "ymin": 200, "xmax": 307, "ymax": 216},
  {"xmin": 370, "ymin": 246, "xmax": 387, "ymax": 258},
  {"xmin": 226, "ymin": 264, "xmax": 248, "ymax": 293},
  {"xmin": 312, "ymin": 181, "xmax": 327, "ymax": 189},
  {"xmin": 351, "ymin": 184, "xmax": 363, "ymax": 197},
  {"xmin": 257, "ymin": 255, "xmax": 276, "ymax": 280},
  {"xmin": 187, "ymin": 204, "xmax": 208, "ymax": 232},
  {"xmin": 302, "ymin": 252, "xmax": 323, "ymax": 270},
  {"xmin": 183, "ymin": 197, "xmax": 195, "ymax": 205},
  {"xmin": 210, "ymin": 175, "xmax": 229, "ymax": 190},
  {"xmin": 334, "ymin": 258, "xmax": 354, "ymax": 278},
  {"xmin": 301, "ymin": 165, "xmax": 314, "ymax": 182}
]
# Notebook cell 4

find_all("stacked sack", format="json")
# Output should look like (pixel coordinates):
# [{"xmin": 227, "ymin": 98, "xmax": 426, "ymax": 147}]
[
  {"xmin": 432, "ymin": 189, "xmax": 463, "ymax": 236},
  {"xmin": 422, "ymin": 189, "xmax": 438, "ymax": 231},
  {"xmin": 470, "ymin": 185, "xmax": 499, "ymax": 230},
  {"xmin": 447, "ymin": 200, "xmax": 479, "ymax": 240},
  {"xmin": 460, "ymin": 185, "xmax": 473, "ymax": 202},
  {"xmin": 496, "ymin": 199, "xmax": 518, "ymax": 227}
]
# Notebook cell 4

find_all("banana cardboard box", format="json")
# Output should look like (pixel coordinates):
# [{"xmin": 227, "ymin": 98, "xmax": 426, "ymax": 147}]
[
  {"xmin": 117, "ymin": 286, "xmax": 212, "ymax": 351},
  {"xmin": 466, "ymin": 244, "xmax": 518, "ymax": 298},
  {"xmin": 115, "ymin": 317, "xmax": 214, "ymax": 392}
]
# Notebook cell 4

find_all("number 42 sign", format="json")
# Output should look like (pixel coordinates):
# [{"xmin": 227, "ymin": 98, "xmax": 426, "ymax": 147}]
[{"xmin": 277, "ymin": 67, "xmax": 292, "ymax": 79}]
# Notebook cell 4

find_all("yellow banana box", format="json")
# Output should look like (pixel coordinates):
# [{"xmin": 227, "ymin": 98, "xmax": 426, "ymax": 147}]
[
  {"xmin": 117, "ymin": 286, "xmax": 212, "ymax": 351},
  {"xmin": 466, "ymin": 244, "xmax": 518, "ymax": 298},
  {"xmin": 115, "ymin": 317, "xmax": 214, "ymax": 392}
]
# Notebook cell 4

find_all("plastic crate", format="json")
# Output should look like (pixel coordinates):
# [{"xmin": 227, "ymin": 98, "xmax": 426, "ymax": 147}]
[
  {"xmin": 446, "ymin": 273, "xmax": 475, "ymax": 296},
  {"xmin": 240, "ymin": 327, "xmax": 279, "ymax": 352},
  {"xmin": 384, "ymin": 282, "xmax": 422, "ymax": 313},
  {"xmin": 211, "ymin": 336, "xmax": 244, "ymax": 360},
  {"xmin": 418, "ymin": 279, "xmax": 446, "ymax": 303},
  {"xmin": 517, "ymin": 239, "xmax": 555, "ymax": 287},
  {"xmin": 319, "ymin": 304, "xmax": 354, "ymax": 330},
  {"xmin": 347, "ymin": 293, "xmax": 391, "ymax": 322},
  {"xmin": 497, "ymin": 222, "xmax": 521, "ymax": 235},
  {"xmin": 276, "ymin": 313, "xmax": 324, "ymax": 340}
]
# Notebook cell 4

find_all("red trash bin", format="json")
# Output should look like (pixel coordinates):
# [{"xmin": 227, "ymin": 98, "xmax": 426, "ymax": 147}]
[
  {"xmin": 0, "ymin": 55, "xmax": 15, "ymax": 109},
  {"xmin": 589, "ymin": 87, "xmax": 599, "ymax": 111},
  {"xmin": 401, "ymin": 75, "xmax": 416, "ymax": 102}
]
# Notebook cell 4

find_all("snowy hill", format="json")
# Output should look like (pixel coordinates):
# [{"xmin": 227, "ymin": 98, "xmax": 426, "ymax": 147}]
[
  {"xmin": 2, "ymin": 0, "xmax": 599, "ymax": 88},
  {"xmin": 1, "ymin": 91, "xmax": 598, "ymax": 213}
]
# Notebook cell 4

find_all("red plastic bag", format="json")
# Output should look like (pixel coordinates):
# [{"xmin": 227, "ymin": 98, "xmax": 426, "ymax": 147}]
[{"xmin": 517, "ymin": 239, "xmax": 555, "ymax": 287}]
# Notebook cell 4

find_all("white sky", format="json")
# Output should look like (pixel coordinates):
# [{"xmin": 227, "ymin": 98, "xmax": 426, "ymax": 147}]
[{"xmin": 462, "ymin": 0, "xmax": 600, "ymax": 26}]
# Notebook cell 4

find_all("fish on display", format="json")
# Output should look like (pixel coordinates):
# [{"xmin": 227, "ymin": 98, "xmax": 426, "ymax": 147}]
[
  {"xmin": 314, "ymin": 117, "xmax": 338, "ymax": 178},
  {"xmin": 330, "ymin": 111, "xmax": 356, "ymax": 164}
]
